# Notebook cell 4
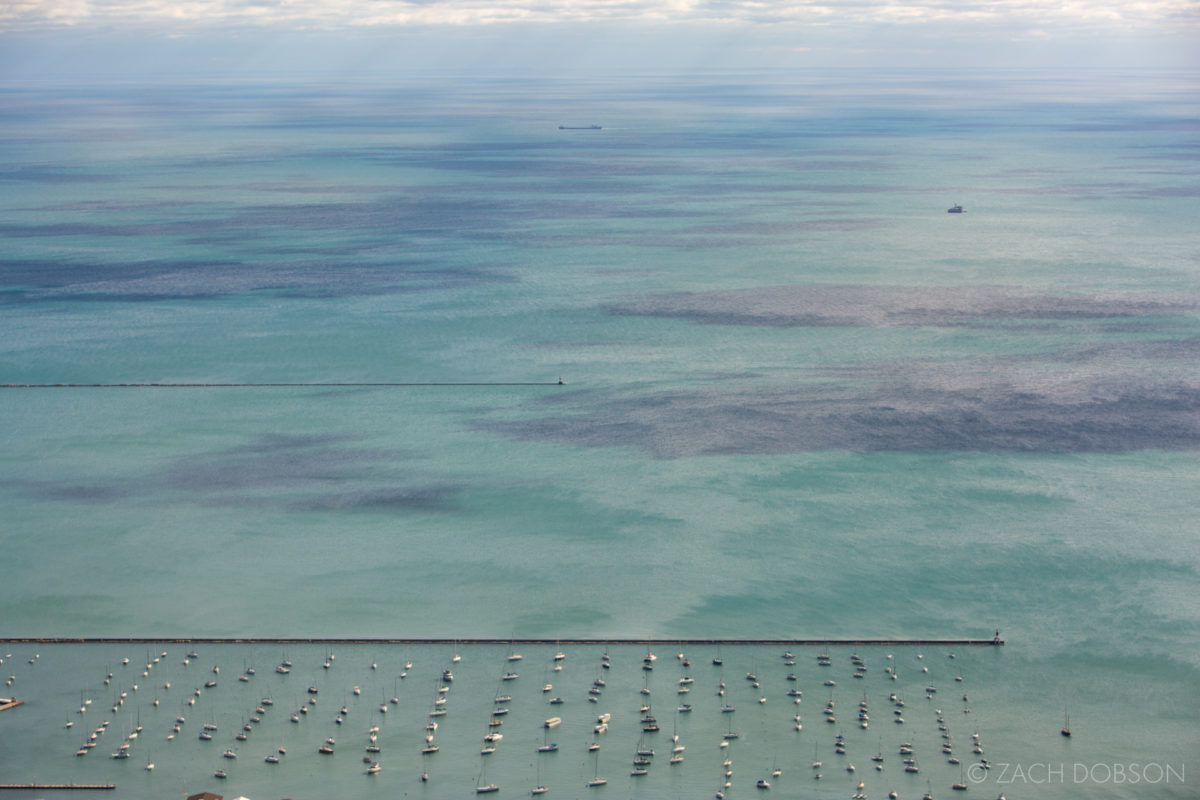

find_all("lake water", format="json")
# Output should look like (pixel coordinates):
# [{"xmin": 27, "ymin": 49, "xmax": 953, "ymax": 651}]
[{"xmin": 1, "ymin": 69, "xmax": 1197, "ymax": 798}]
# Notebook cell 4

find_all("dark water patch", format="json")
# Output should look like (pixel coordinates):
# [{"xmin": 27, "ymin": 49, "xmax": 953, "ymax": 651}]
[
  {"xmin": 676, "ymin": 217, "xmax": 887, "ymax": 238},
  {"xmin": 289, "ymin": 486, "xmax": 459, "ymax": 513},
  {"xmin": 0, "ymin": 257, "xmax": 232, "ymax": 289},
  {"xmin": 144, "ymin": 435, "xmax": 462, "ymax": 514},
  {"xmin": 31, "ymin": 199, "xmax": 203, "ymax": 212},
  {"xmin": 0, "ymin": 221, "xmax": 174, "ymax": 238},
  {"xmin": 0, "ymin": 477, "xmax": 131, "ymax": 504},
  {"xmin": 1128, "ymin": 184, "xmax": 1200, "ymax": 199},
  {"xmin": 460, "ymin": 485, "xmax": 681, "ymax": 543},
  {"xmin": 2, "ymin": 191, "xmax": 526, "ymax": 247},
  {"xmin": 237, "ymin": 181, "xmax": 412, "ymax": 195},
  {"xmin": 222, "ymin": 432, "xmax": 352, "ymax": 456},
  {"xmin": 607, "ymin": 285, "xmax": 1198, "ymax": 329},
  {"xmin": 160, "ymin": 437, "xmax": 388, "ymax": 494},
  {"xmin": 1056, "ymin": 337, "xmax": 1200, "ymax": 363},
  {"xmin": 2, "ymin": 256, "xmax": 512, "ymax": 303},
  {"xmin": 38, "ymin": 482, "xmax": 132, "ymax": 503},
  {"xmin": 481, "ymin": 372, "xmax": 1200, "ymax": 457},
  {"xmin": 0, "ymin": 164, "xmax": 107, "ymax": 183}
]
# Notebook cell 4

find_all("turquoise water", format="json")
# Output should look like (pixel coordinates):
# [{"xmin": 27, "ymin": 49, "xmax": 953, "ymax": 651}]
[{"xmin": 1, "ymin": 70, "xmax": 1198, "ymax": 798}]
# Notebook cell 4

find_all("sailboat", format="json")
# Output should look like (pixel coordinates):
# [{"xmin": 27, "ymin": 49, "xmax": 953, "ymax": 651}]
[
  {"xmin": 586, "ymin": 745, "xmax": 607, "ymax": 786},
  {"xmin": 476, "ymin": 759, "xmax": 499, "ymax": 793},
  {"xmin": 1061, "ymin": 713, "xmax": 1071, "ymax": 737},
  {"xmin": 952, "ymin": 763, "xmax": 968, "ymax": 790},
  {"xmin": 531, "ymin": 749, "xmax": 549, "ymax": 795}
]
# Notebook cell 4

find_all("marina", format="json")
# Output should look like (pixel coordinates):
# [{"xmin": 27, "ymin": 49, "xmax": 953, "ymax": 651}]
[{"xmin": 0, "ymin": 637, "xmax": 1079, "ymax": 799}]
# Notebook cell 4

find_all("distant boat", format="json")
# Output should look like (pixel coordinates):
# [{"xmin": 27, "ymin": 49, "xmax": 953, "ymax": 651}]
[
  {"xmin": 559, "ymin": 125, "xmax": 602, "ymax": 130},
  {"xmin": 948, "ymin": 204, "xmax": 965, "ymax": 213},
  {"xmin": 1061, "ymin": 713, "xmax": 1072, "ymax": 737}
]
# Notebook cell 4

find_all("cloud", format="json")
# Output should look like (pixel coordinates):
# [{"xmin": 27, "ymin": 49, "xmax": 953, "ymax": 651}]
[
  {"xmin": 3, "ymin": 1, "xmax": 1195, "ymax": 71},
  {"xmin": 3, "ymin": 0, "xmax": 1196, "ymax": 31}
]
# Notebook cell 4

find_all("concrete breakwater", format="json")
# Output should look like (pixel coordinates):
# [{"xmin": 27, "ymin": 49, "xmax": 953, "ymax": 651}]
[{"xmin": 1, "ymin": 636, "xmax": 1004, "ymax": 646}]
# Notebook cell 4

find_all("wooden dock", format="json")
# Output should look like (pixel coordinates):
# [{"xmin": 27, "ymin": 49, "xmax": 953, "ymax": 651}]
[
  {"xmin": 0, "ymin": 699, "xmax": 24, "ymax": 713},
  {"xmin": 0, "ymin": 636, "xmax": 1003, "ymax": 646}
]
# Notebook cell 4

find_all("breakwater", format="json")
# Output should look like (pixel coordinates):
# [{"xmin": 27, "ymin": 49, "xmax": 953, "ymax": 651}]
[
  {"xmin": 0, "ymin": 785, "xmax": 115, "ymax": 791},
  {"xmin": 1, "ymin": 636, "xmax": 1003, "ymax": 646}
]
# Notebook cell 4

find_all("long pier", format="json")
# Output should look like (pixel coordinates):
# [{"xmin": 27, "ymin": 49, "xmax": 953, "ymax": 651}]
[
  {"xmin": 0, "ymin": 636, "xmax": 1002, "ymax": 646},
  {"xmin": 0, "ymin": 786, "xmax": 115, "ymax": 792},
  {"xmin": 1, "ymin": 381, "xmax": 564, "ymax": 388}
]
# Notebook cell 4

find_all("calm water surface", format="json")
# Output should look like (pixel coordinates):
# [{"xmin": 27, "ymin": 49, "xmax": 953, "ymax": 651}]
[{"xmin": 1, "ymin": 69, "xmax": 1197, "ymax": 798}]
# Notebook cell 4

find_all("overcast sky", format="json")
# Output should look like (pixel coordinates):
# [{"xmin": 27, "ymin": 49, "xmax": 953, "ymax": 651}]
[{"xmin": 1, "ymin": 1, "xmax": 1197, "ymax": 77}]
